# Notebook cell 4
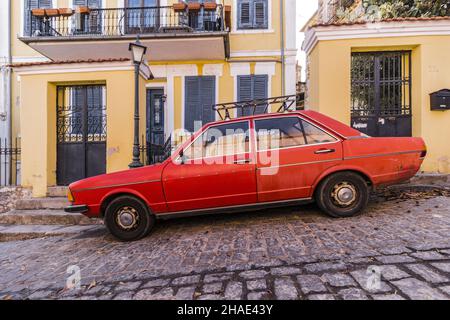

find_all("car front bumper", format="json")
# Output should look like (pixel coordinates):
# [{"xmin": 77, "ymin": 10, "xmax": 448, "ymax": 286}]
[{"xmin": 64, "ymin": 205, "xmax": 89, "ymax": 214}]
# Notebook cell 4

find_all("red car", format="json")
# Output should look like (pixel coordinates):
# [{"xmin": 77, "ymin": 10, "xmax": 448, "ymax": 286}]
[{"xmin": 65, "ymin": 110, "xmax": 426, "ymax": 241}]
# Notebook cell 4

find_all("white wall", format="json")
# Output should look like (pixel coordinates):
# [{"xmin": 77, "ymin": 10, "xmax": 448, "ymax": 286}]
[{"xmin": 0, "ymin": 0, "xmax": 10, "ymax": 140}]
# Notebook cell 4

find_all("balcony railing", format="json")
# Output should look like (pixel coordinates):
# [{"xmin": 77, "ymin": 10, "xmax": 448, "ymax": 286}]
[{"xmin": 26, "ymin": 5, "xmax": 225, "ymax": 38}]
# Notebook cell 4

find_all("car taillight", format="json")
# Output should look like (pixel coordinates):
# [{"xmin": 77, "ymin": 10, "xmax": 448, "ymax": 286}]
[
  {"xmin": 67, "ymin": 189, "xmax": 74, "ymax": 203},
  {"xmin": 420, "ymin": 150, "xmax": 427, "ymax": 158}
]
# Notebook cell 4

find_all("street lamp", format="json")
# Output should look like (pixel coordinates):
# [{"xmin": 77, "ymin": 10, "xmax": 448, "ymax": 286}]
[{"xmin": 128, "ymin": 36, "xmax": 147, "ymax": 169}]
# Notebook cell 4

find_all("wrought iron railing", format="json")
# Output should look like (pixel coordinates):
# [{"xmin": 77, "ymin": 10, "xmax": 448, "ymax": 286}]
[
  {"xmin": 0, "ymin": 138, "xmax": 21, "ymax": 186},
  {"xmin": 27, "ymin": 5, "xmax": 225, "ymax": 38},
  {"xmin": 140, "ymin": 135, "xmax": 173, "ymax": 165}
]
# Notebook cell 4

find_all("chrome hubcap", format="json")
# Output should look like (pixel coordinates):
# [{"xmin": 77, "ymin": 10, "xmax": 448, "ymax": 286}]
[
  {"xmin": 116, "ymin": 206, "xmax": 139, "ymax": 230},
  {"xmin": 331, "ymin": 182, "xmax": 357, "ymax": 207}
]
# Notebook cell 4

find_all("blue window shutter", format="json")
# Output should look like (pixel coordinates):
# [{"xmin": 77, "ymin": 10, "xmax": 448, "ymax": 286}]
[
  {"xmin": 25, "ymin": 0, "xmax": 52, "ymax": 35},
  {"xmin": 253, "ymin": 75, "xmax": 268, "ymax": 114},
  {"xmin": 200, "ymin": 76, "xmax": 216, "ymax": 127},
  {"xmin": 237, "ymin": 0, "xmax": 252, "ymax": 29},
  {"xmin": 185, "ymin": 77, "xmax": 201, "ymax": 133},
  {"xmin": 237, "ymin": 75, "xmax": 253, "ymax": 116},
  {"xmin": 253, "ymin": 0, "xmax": 268, "ymax": 29}
]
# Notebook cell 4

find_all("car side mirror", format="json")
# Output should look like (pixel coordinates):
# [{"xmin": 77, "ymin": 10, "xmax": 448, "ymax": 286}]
[{"xmin": 179, "ymin": 150, "xmax": 186, "ymax": 165}]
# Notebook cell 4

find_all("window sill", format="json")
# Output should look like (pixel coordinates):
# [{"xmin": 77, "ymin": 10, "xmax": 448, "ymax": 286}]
[{"xmin": 231, "ymin": 29, "xmax": 275, "ymax": 35}]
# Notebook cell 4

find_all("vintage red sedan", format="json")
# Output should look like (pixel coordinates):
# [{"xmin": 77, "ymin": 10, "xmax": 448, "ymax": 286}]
[{"xmin": 65, "ymin": 110, "xmax": 426, "ymax": 241}]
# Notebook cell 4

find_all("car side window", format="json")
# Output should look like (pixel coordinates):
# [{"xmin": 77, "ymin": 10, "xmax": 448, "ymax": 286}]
[
  {"xmin": 302, "ymin": 120, "xmax": 337, "ymax": 144},
  {"xmin": 255, "ymin": 117, "xmax": 336, "ymax": 151},
  {"xmin": 183, "ymin": 122, "xmax": 250, "ymax": 160}
]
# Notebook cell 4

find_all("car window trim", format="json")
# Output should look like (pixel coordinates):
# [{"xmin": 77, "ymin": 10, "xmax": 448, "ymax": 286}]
[
  {"xmin": 176, "ymin": 120, "xmax": 252, "ymax": 162},
  {"xmin": 253, "ymin": 115, "xmax": 341, "ymax": 153}
]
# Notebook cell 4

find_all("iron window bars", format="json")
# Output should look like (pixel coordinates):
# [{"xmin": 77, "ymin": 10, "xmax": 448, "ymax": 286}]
[{"xmin": 213, "ymin": 95, "xmax": 297, "ymax": 121}]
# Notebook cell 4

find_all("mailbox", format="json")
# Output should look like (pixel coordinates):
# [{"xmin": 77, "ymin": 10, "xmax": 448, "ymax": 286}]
[{"xmin": 430, "ymin": 89, "xmax": 450, "ymax": 111}]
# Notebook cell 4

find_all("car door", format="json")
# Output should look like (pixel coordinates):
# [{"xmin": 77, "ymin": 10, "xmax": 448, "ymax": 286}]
[
  {"xmin": 254, "ymin": 116, "xmax": 343, "ymax": 203},
  {"xmin": 162, "ymin": 121, "xmax": 257, "ymax": 212}
]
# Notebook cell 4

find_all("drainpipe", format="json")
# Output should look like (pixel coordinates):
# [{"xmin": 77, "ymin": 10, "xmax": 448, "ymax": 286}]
[
  {"xmin": 280, "ymin": 0, "xmax": 285, "ymax": 96},
  {"xmin": 6, "ymin": 0, "xmax": 12, "ymax": 184}
]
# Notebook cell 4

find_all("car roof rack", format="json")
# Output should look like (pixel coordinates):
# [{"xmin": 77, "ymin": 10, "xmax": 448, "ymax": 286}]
[{"xmin": 213, "ymin": 95, "xmax": 297, "ymax": 121}]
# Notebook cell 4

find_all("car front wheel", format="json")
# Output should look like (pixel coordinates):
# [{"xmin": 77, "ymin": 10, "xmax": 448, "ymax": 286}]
[
  {"xmin": 104, "ymin": 195, "xmax": 155, "ymax": 241},
  {"xmin": 315, "ymin": 172, "xmax": 369, "ymax": 218}
]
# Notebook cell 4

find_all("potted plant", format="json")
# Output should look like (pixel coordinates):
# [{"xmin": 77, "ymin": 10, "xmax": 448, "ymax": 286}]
[
  {"xmin": 31, "ymin": 8, "xmax": 46, "ymax": 17},
  {"xmin": 58, "ymin": 8, "xmax": 74, "ymax": 17},
  {"xmin": 75, "ymin": 6, "xmax": 90, "ymax": 14},
  {"xmin": 45, "ymin": 8, "xmax": 60, "ymax": 17},
  {"xmin": 203, "ymin": 2, "xmax": 218, "ymax": 11},
  {"xmin": 173, "ymin": 2, "xmax": 187, "ymax": 12},
  {"xmin": 187, "ymin": 2, "xmax": 201, "ymax": 11}
]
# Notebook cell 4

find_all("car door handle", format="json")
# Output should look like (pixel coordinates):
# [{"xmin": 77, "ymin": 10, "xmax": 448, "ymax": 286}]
[
  {"xmin": 314, "ymin": 148, "xmax": 336, "ymax": 154},
  {"xmin": 234, "ymin": 159, "xmax": 251, "ymax": 164}
]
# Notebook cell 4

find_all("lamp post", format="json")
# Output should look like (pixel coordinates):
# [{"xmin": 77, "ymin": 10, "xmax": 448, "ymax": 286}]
[{"xmin": 128, "ymin": 36, "xmax": 147, "ymax": 169}]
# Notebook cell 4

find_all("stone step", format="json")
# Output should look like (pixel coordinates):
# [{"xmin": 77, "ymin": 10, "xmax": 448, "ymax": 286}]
[
  {"xmin": 15, "ymin": 197, "xmax": 69, "ymax": 210},
  {"xmin": 47, "ymin": 186, "xmax": 68, "ymax": 198},
  {"xmin": 0, "ymin": 210, "xmax": 102, "ymax": 226},
  {"xmin": 0, "ymin": 224, "xmax": 104, "ymax": 242}
]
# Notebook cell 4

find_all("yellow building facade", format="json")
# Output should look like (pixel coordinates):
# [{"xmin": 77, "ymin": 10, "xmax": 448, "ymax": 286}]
[
  {"xmin": 5, "ymin": 0, "xmax": 297, "ymax": 197},
  {"xmin": 303, "ymin": 18, "xmax": 450, "ymax": 174}
]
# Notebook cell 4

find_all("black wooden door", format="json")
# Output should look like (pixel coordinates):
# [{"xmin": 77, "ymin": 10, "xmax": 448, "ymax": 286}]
[
  {"xmin": 57, "ymin": 85, "xmax": 106, "ymax": 186},
  {"xmin": 351, "ymin": 51, "xmax": 412, "ymax": 137},
  {"xmin": 147, "ymin": 89, "xmax": 165, "ymax": 164},
  {"xmin": 184, "ymin": 76, "xmax": 216, "ymax": 132}
]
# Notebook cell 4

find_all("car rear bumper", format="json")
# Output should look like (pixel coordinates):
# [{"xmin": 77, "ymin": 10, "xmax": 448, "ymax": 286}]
[{"xmin": 64, "ymin": 205, "xmax": 89, "ymax": 214}]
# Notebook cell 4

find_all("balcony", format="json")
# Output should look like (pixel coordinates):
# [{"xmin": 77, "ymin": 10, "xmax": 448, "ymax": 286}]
[{"xmin": 20, "ymin": 5, "xmax": 230, "ymax": 62}]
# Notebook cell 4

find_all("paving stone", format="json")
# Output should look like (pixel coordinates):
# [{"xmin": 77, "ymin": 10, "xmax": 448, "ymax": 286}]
[
  {"xmin": 379, "ymin": 265, "xmax": 410, "ymax": 281},
  {"xmin": 247, "ymin": 279, "xmax": 267, "ymax": 291},
  {"xmin": 270, "ymin": 267, "xmax": 301, "ymax": 276},
  {"xmin": 247, "ymin": 291, "xmax": 270, "ymax": 300},
  {"xmin": 378, "ymin": 246, "xmax": 412, "ymax": 255},
  {"xmin": 175, "ymin": 286, "xmax": 196, "ymax": 300},
  {"xmin": 391, "ymin": 278, "xmax": 447, "ymax": 300},
  {"xmin": 404, "ymin": 264, "xmax": 449, "ymax": 284},
  {"xmin": 321, "ymin": 273, "xmax": 356, "ymax": 287},
  {"xmin": 142, "ymin": 278, "xmax": 170, "ymax": 288},
  {"xmin": 350, "ymin": 269, "xmax": 392, "ymax": 293},
  {"xmin": 438, "ymin": 286, "xmax": 450, "ymax": 296},
  {"xmin": 274, "ymin": 278, "xmax": 299, "ymax": 300},
  {"xmin": 296, "ymin": 275, "xmax": 327, "ymax": 294},
  {"xmin": 224, "ymin": 281, "xmax": 243, "ymax": 300},
  {"xmin": 198, "ymin": 294, "xmax": 223, "ymax": 300},
  {"xmin": 239, "ymin": 270, "xmax": 268, "ymax": 279},
  {"xmin": 339, "ymin": 288, "xmax": 368, "ymax": 300},
  {"xmin": 134, "ymin": 288, "xmax": 174, "ymax": 300},
  {"xmin": 172, "ymin": 275, "xmax": 201, "ymax": 286},
  {"xmin": 411, "ymin": 251, "xmax": 447, "ymax": 261},
  {"xmin": 371, "ymin": 294, "xmax": 405, "ymax": 300},
  {"xmin": 27, "ymin": 290, "xmax": 53, "ymax": 300},
  {"xmin": 113, "ymin": 291, "xmax": 134, "ymax": 300},
  {"xmin": 204, "ymin": 273, "xmax": 234, "ymax": 283},
  {"xmin": 307, "ymin": 294, "xmax": 335, "ymax": 300},
  {"xmin": 304, "ymin": 261, "xmax": 347, "ymax": 273},
  {"xmin": 431, "ymin": 262, "xmax": 450, "ymax": 273},
  {"xmin": 202, "ymin": 282, "xmax": 223, "ymax": 294},
  {"xmin": 115, "ymin": 281, "xmax": 141, "ymax": 292},
  {"xmin": 376, "ymin": 255, "xmax": 416, "ymax": 264}
]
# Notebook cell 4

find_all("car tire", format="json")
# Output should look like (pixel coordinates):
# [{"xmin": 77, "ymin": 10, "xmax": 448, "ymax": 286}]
[
  {"xmin": 104, "ymin": 195, "xmax": 155, "ymax": 242},
  {"xmin": 315, "ymin": 172, "xmax": 369, "ymax": 218}
]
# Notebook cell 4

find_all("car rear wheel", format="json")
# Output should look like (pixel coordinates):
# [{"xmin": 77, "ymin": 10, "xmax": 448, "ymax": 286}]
[
  {"xmin": 104, "ymin": 195, "xmax": 155, "ymax": 242},
  {"xmin": 315, "ymin": 172, "xmax": 369, "ymax": 218}
]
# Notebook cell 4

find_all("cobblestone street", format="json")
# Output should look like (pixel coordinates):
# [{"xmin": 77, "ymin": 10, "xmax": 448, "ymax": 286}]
[{"xmin": 0, "ymin": 190, "xmax": 449, "ymax": 300}]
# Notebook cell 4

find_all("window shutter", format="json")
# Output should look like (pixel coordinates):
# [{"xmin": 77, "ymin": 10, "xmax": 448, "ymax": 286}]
[
  {"xmin": 237, "ymin": 75, "xmax": 253, "ymax": 116},
  {"xmin": 39, "ymin": 0, "xmax": 53, "ymax": 8},
  {"xmin": 185, "ymin": 77, "xmax": 201, "ymax": 133},
  {"xmin": 253, "ymin": 75, "xmax": 268, "ymax": 114},
  {"xmin": 238, "ymin": 0, "xmax": 252, "ymax": 29},
  {"xmin": 199, "ymin": 76, "xmax": 216, "ymax": 127},
  {"xmin": 25, "ymin": 0, "xmax": 52, "ymax": 35},
  {"xmin": 253, "ymin": 0, "xmax": 268, "ymax": 29}
]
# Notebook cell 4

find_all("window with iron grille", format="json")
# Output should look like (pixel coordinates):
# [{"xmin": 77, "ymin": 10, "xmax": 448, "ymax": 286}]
[
  {"xmin": 237, "ymin": 0, "xmax": 268, "ymax": 30},
  {"xmin": 351, "ymin": 51, "xmax": 412, "ymax": 118}
]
